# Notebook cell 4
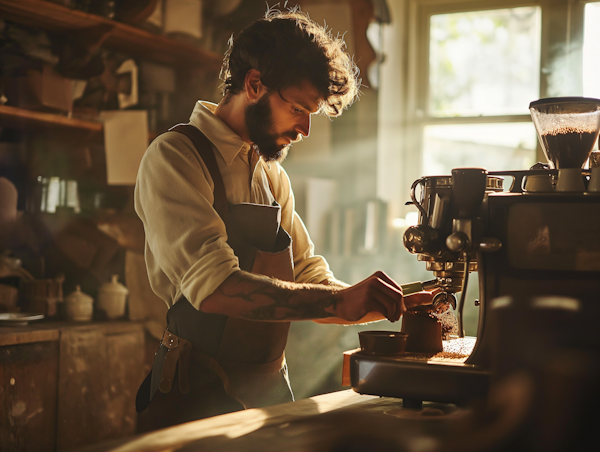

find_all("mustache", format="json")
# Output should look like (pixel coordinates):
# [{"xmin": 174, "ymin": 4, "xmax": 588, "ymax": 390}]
[{"xmin": 284, "ymin": 132, "xmax": 302, "ymax": 143}]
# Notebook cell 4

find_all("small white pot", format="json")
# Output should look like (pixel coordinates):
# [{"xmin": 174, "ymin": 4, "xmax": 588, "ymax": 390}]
[
  {"xmin": 64, "ymin": 286, "xmax": 94, "ymax": 322},
  {"xmin": 97, "ymin": 275, "xmax": 128, "ymax": 320}
]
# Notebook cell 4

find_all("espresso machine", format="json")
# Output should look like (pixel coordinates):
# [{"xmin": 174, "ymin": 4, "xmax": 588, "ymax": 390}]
[{"xmin": 350, "ymin": 97, "xmax": 600, "ymax": 409}]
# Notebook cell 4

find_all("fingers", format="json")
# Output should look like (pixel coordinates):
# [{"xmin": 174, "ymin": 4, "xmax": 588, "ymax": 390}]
[
  {"xmin": 365, "ymin": 297, "xmax": 395, "ymax": 322},
  {"xmin": 368, "ymin": 278, "xmax": 404, "ymax": 322},
  {"xmin": 369, "ymin": 273, "xmax": 443, "ymax": 317},
  {"xmin": 365, "ymin": 273, "xmax": 442, "ymax": 321},
  {"xmin": 372, "ymin": 270, "xmax": 402, "ymax": 292},
  {"xmin": 354, "ymin": 271, "xmax": 402, "ymax": 321},
  {"xmin": 340, "ymin": 273, "xmax": 413, "ymax": 322}
]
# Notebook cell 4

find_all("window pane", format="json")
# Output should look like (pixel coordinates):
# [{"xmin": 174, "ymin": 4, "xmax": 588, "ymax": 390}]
[
  {"xmin": 423, "ymin": 123, "xmax": 537, "ymax": 175},
  {"xmin": 583, "ymin": 3, "xmax": 600, "ymax": 99},
  {"xmin": 429, "ymin": 7, "xmax": 541, "ymax": 117}
]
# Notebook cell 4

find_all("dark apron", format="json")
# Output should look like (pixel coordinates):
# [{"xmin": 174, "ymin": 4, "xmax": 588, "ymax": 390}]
[{"xmin": 136, "ymin": 125, "xmax": 295, "ymax": 432}]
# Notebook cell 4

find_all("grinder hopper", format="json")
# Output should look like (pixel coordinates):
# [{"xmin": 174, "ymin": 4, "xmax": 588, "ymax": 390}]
[{"xmin": 529, "ymin": 97, "xmax": 600, "ymax": 169}]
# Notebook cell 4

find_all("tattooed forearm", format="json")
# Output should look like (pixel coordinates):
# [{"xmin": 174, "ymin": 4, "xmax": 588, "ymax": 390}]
[
  {"xmin": 242, "ymin": 290, "xmax": 339, "ymax": 321},
  {"xmin": 208, "ymin": 271, "xmax": 342, "ymax": 321}
]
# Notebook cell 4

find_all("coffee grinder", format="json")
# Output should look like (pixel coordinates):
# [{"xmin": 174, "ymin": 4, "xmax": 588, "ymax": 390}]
[{"xmin": 349, "ymin": 97, "xmax": 600, "ymax": 407}]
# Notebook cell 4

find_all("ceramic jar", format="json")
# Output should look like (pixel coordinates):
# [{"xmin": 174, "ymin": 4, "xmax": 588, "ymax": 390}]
[
  {"xmin": 97, "ymin": 275, "xmax": 128, "ymax": 320},
  {"xmin": 64, "ymin": 285, "xmax": 94, "ymax": 321}
]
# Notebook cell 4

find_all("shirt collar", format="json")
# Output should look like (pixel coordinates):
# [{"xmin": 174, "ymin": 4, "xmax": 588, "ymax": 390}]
[{"xmin": 189, "ymin": 101, "xmax": 253, "ymax": 166}]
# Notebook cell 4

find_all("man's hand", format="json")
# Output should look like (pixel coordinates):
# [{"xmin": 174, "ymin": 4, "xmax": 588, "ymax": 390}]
[
  {"xmin": 333, "ymin": 271, "xmax": 403, "ymax": 322},
  {"xmin": 315, "ymin": 271, "xmax": 435, "ymax": 325}
]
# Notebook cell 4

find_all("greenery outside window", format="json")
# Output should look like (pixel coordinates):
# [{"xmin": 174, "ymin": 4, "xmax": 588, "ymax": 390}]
[{"xmin": 419, "ymin": 4, "xmax": 541, "ymax": 177}]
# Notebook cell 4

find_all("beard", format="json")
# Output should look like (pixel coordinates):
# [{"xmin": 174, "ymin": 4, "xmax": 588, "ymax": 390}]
[{"xmin": 245, "ymin": 93, "xmax": 297, "ymax": 162}]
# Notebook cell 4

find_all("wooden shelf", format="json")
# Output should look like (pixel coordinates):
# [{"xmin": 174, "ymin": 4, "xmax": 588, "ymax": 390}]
[
  {"xmin": 0, "ymin": 104, "xmax": 103, "ymax": 134},
  {"xmin": 0, "ymin": 0, "xmax": 222, "ymax": 70}
]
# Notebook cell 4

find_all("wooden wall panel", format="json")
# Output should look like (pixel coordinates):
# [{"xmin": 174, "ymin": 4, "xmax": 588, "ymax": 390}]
[
  {"xmin": 56, "ymin": 324, "xmax": 144, "ymax": 451},
  {"xmin": 102, "ymin": 328, "xmax": 144, "ymax": 439},
  {"xmin": 0, "ymin": 341, "xmax": 59, "ymax": 452},
  {"xmin": 56, "ymin": 327, "xmax": 104, "ymax": 451}
]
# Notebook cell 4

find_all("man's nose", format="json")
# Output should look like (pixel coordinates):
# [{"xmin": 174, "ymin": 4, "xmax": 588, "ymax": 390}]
[{"xmin": 296, "ymin": 114, "xmax": 311, "ymax": 138}]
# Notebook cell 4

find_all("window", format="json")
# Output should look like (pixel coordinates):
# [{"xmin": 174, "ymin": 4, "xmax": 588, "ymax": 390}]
[
  {"xmin": 429, "ymin": 7, "xmax": 540, "ymax": 118},
  {"xmin": 421, "ymin": 4, "xmax": 541, "ymax": 176}
]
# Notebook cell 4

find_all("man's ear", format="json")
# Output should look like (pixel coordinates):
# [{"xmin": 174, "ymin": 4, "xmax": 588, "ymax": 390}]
[{"xmin": 244, "ymin": 69, "xmax": 266, "ymax": 101}]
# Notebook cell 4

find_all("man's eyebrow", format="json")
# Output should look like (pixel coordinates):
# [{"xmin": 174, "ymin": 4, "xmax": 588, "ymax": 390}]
[{"xmin": 278, "ymin": 90, "xmax": 319, "ymax": 113}]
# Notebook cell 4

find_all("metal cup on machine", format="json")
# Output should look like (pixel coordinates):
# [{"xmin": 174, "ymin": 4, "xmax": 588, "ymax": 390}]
[{"xmin": 588, "ymin": 150, "xmax": 600, "ymax": 192}]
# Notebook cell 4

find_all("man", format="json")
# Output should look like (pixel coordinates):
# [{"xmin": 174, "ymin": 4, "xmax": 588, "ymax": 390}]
[{"xmin": 134, "ymin": 8, "xmax": 431, "ymax": 431}]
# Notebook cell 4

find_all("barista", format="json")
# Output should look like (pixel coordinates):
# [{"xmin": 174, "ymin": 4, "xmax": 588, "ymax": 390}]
[{"xmin": 134, "ymin": 8, "xmax": 433, "ymax": 432}]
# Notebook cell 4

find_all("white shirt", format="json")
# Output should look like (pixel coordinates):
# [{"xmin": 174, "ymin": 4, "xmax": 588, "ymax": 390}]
[{"xmin": 135, "ymin": 101, "xmax": 333, "ymax": 310}]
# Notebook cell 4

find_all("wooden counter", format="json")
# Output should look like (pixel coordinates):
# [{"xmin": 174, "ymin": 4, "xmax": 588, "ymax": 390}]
[
  {"xmin": 0, "ymin": 319, "xmax": 142, "ymax": 347},
  {"xmin": 0, "ymin": 321, "xmax": 60, "ymax": 347},
  {"xmin": 78, "ymin": 389, "xmax": 467, "ymax": 452}
]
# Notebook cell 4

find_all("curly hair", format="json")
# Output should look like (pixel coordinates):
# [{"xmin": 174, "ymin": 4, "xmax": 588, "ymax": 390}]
[{"xmin": 220, "ymin": 7, "xmax": 360, "ymax": 117}]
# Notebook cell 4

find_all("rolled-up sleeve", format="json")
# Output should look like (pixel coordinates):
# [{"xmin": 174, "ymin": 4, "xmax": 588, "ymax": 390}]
[
  {"xmin": 135, "ymin": 132, "xmax": 240, "ymax": 310},
  {"xmin": 267, "ymin": 163, "xmax": 334, "ymax": 284}
]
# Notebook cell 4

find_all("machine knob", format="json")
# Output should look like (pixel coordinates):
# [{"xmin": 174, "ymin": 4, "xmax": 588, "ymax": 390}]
[
  {"xmin": 479, "ymin": 237, "xmax": 502, "ymax": 252},
  {"xmin": 403, "ymin": 225, "xmax": 439, "ymax": 254},
  {"xmin": 446, "ymin": 231, "xmax": 469, "ymax": 252}
]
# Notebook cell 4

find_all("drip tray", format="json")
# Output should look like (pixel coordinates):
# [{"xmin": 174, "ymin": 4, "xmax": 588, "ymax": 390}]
[{"xmin": 350, "ymin": 337, "xmax": 489, "ymax": 404}]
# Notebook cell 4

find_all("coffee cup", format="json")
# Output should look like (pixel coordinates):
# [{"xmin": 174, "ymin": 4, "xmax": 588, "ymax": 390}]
[
  {"xmin": 358, "ymin": 331, "xmax": 408, "ymax": 355},
  {"xmin": 524, "ymin": 174, "xmax": 553, "ymax": 193},
  {"xmin": 556, "ymin": 168, "xmax": 585, "ymax": 192}
]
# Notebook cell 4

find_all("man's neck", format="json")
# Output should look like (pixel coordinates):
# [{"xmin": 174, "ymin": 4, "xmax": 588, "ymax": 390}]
[{"xmin": 214, "ymin": 95, "xmax": 252, "ymax": 144}]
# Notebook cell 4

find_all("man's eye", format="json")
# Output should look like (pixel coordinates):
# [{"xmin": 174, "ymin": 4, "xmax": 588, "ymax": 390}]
[{"xmin": 293, "ymin": 107, "xmax": 303, "ymax": 113}]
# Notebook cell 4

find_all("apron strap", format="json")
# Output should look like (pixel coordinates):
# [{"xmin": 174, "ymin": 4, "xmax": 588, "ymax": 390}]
[
  {"xmin": 169, "ymin": 123, "xmax": 279, "ymax": 209},
  {"xmin": 159, "ymin": 330, "xmax": 192, "ymax": 394},
  {"xmin": 168, "ymin": 124, "xmax": 230, "ymax": 223}
]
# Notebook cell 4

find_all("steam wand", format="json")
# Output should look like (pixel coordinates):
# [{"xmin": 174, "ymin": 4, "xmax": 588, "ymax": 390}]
[{"xmin": 457, "ymin": 250, "xmax": 470, "ymax": 337}]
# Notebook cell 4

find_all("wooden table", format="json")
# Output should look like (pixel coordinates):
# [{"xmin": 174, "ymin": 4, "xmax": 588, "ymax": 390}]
[{"xmin": 79, "ymin": 389, "xmax": 469, "ymax": 452}]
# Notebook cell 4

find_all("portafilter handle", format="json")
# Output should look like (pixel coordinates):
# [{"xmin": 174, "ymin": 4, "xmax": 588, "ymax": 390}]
[
  {"xmin": 403, "ymin": 280, "xmax": 455, "ymax": 314},
  {"xmin": 400, "ymin": 279, "xmax": 439, "ymax": 296},
  {"xmin": 451, "ymin": 168, "xmax": 488, "ymax": 219}
]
